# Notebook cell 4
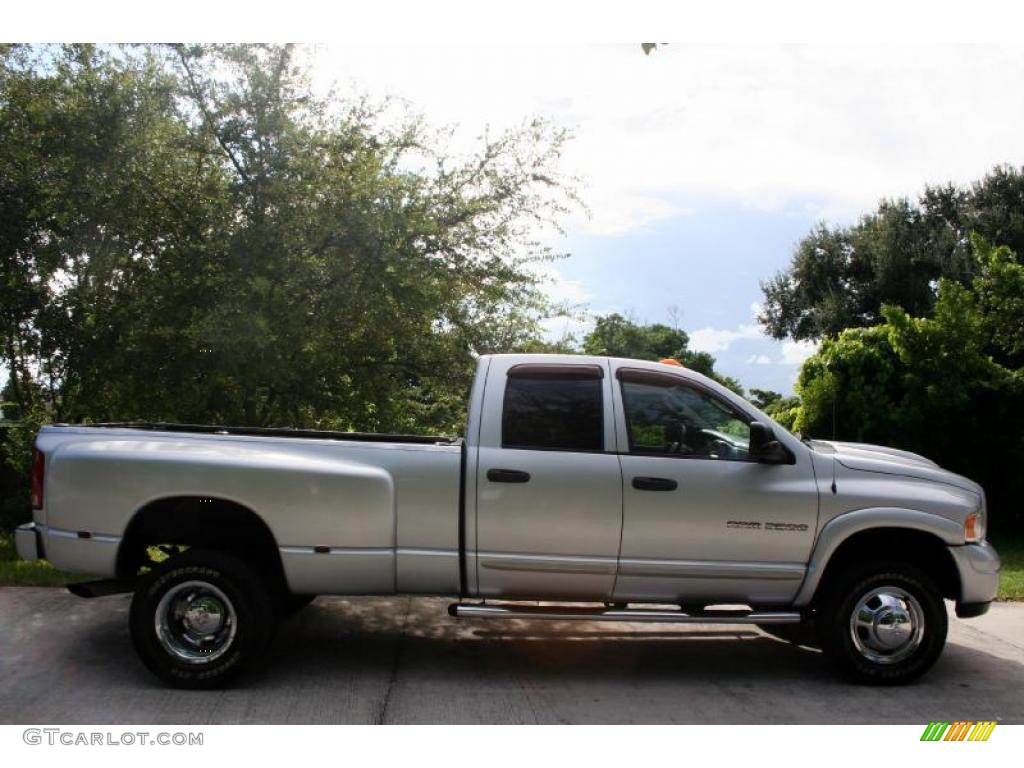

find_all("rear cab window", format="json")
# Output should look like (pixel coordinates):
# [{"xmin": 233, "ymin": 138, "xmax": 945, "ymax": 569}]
[{"xmin": 501, "ymin": 364, "xmax": 605, "ymax": 452}]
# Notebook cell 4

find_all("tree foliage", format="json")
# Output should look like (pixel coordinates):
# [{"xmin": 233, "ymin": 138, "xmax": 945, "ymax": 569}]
[
  {"xmin": 0, "ymin": 44, "xmax": 580, "ymax": 450},
  {"xmin": 760, "ymin": 167, "xmax": 1024, "ymax": 341},
  {"xmin": 748, "ymin": 388, "xmax": 801, "ymax": 430},
  {"xmin": 581, "ymin": 313, "xmax": 744, "ymax": 393},
  {"xmin": 792, "ymin": 237, "xmax": 1024, "ymax": 531}
]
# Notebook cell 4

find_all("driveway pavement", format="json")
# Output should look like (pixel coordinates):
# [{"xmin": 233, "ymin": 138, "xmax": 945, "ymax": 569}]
[{"xmin": 1, "ymin": 587, "xmax": 1021, "ymax": 724}]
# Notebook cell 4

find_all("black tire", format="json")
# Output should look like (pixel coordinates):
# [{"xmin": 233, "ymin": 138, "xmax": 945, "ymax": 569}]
[
  {"xmin": 130, "ymin": 549, "xmax": 278, "ymax": 688},
  {"xmin": 757, "ymin": 621, "xmax": 820, "ymax": 648},
  {"xmin": 818, "ymin": 561, "xmax": 947, "ymax": 685},
  {"xmin": 283, "ymin": 594, "xmax": 317, "ymax": 616}
]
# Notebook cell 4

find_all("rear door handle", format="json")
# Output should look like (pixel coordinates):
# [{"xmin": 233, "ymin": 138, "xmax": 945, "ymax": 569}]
[
  {"xmin": 632, "ymin": 476, "xmax": 678, "ymax": 492},
  {"xmin": 487, "ymin": 468, "xmax": 531, "ymax": 484}
]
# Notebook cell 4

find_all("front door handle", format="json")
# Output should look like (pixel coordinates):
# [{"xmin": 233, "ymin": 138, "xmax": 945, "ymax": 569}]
[
  {"xmin": 632, "ymin": 476, "xmax": 678, "ymax": 492},
  {"xmin": 487, "ymin": 468, "xmax": 532, "ymax": 484}
]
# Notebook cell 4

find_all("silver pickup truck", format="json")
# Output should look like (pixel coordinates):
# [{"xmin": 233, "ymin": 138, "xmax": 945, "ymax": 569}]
[{"xmin": 16, "ymin": 353, "xmax": 1000, "ymax": 688}]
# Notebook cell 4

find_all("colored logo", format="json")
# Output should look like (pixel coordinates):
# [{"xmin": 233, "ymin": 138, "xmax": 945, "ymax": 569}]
[{"xmin": 920, "ymin": 721, "xmax": 997, "ymax": 741}]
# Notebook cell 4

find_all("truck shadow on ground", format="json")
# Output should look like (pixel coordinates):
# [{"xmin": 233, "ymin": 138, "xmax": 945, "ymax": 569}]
[
  {"xmin": 258, "ymin": 597, "xmax": 1023, "ymax": 690},
  {"xmin": 4, "ymin": 592, "xmax": 1022, "ymax": 724},
  {"xmin": 261, "ymin": 598, "xmax": 823, "ymax": 683}
]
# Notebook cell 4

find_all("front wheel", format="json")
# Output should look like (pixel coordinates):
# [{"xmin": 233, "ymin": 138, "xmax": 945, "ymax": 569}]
[
  {"xmin": 819, "ymin": 562, "xmax": 947, "ymax": 685},
  {"xmin": 130, "ymin": 549, "xmax": 278, "ymax": 688}
]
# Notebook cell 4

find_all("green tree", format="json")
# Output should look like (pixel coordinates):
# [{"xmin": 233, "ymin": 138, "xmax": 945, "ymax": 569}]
[
  {"xmin": 972, "ymin": 236, "xmax": 1024, "ymax": 369},
  {"xmin": 154, "ymin": 43, "xmax": 580, "ymax": 433},
  {"xmin": 582, "ymin": 313, "xmax": 744, "ymax": 394},
  {"xmin": 748, "ymin": 388, "xmax": 801, "ymax": 430},
  {"xmin": 1, "ymin": 44, "xmax": 225, "ymax": 418},
  {"xmin": 0, "ymin": 43, "xmax": 583, "ymax": 512},
  {"xmin": 791, "ymin": 241, "xmax": 1024, "ymax": 531},
  {"xmin": 760, "ymin": 166, "xmax": 1024, "ymax": 341}
]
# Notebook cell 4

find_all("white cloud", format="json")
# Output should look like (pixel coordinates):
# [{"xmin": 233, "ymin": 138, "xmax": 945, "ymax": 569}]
[
  {"xmin": 688, "ymin": 323, "xmax": 763, "ymax": 354},
  {"xmin": 581, "ymin": 193, "xmax": 692, "ymax": 237},
  {"xmin": 746, "ymin": 354, "xmax": 773, "ymax": 365},
  {"xmin": 314, "ymin": 44, "xmax": 1024, "ymax": 234},
  {"xmin": 540, "ymin": 313, "xmax": 592, "ymax": 343},
  {"xmin": 780, "ymin": 339, "xmax": 819, "ymax": 366},
  {"xmin": 531, "ymin": 264, "xmax": 591, "ymax": 306}
]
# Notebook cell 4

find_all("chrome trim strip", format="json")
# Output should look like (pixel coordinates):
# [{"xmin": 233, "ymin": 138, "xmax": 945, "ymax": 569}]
[
  {"xmin": 280, "ymin": 546, "xmax": 459, "ymax": 558},
  {"xmin": 46, "ymin": 525, "xmax": 120, "ymax": 543},
  {"xmin": 397, "ymin": 547, "xmax": 459, "ymax": 558},
  {"xmin": 279, "ymin": 546, "xmax": 393, "ymax": 556},
  {"xmin": 616, "ymin": 558, "xmax": 805, "ymax": 580},
  {"xmin": 478, "ymin": 551, "xmax": 618, "ymax": 575}
]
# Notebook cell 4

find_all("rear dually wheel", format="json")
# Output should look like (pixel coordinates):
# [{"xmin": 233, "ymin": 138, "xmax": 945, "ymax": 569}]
[{"xmin": 130, "ymin": 549, "xmax": 278, "ymax": 688}]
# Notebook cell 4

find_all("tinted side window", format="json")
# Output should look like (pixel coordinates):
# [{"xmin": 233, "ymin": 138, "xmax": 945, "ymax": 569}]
[{"xmin": 502, "ymin": 376, "xmax": 604, "ymax": 451}]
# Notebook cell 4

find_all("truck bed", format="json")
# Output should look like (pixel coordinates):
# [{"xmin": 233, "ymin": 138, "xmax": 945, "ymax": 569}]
[{"xmin": 33, "ymin": 423, "xmax": 466, "ymax": 596}]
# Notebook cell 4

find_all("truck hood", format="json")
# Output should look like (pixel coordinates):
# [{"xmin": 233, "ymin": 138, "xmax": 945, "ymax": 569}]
[{"xmin": 808, "ymin": 440, "xmax": 983, "ymax": 496}]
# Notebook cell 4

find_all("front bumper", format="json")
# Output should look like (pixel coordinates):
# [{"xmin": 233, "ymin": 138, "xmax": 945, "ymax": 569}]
[
  {"xmin": 948, "ymin": 540, "xmax": 1000, "ymax": 617},
  {"xmin": 15, "ymin": 522, "xmax": 42, "ymax": 561}
]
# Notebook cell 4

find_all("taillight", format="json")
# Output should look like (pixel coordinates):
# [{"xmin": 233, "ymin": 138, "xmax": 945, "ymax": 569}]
[{"xmin": 30, "ymin": 449, "xmax": 44, "ymax": 510}]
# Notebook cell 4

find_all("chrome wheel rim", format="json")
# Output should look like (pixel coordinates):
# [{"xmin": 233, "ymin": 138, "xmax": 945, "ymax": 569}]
[
  {"xmin": 155, "ymin": 580, "xmax": 237, "ymax": 664},
  {"xmin": 849, "ymin": 586, "xmax": 925, "ymax": 665}
]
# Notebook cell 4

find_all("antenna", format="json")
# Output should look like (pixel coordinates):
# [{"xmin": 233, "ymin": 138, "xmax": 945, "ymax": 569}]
[
  {"xmin": 826, "ymin": 358, "xmax": 838, "ymax": 493},
  {"xmin": 826, "ymin": 357, "xmax": 837, "ymax": 441}
]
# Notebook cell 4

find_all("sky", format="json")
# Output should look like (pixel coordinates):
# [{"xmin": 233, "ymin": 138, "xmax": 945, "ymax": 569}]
[{"xmin": 312, "ymin": 43, "xmax": 1024, "ymax": 394}]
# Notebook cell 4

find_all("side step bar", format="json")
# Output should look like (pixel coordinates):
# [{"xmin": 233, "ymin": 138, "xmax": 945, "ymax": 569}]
[{"xmin": 449, "ymin": 603, "xmax": 801, "ymax": 624}]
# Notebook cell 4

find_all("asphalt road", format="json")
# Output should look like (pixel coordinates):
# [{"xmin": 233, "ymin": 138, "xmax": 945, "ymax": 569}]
[{"xmin": 1, "ymin": 587, "xmax": 1022, "ymax": 724}]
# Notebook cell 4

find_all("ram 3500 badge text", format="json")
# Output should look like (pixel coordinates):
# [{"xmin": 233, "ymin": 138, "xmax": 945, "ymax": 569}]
[{"xmin": 16, "ymin": 354, "xmax": 1000, "ymax": 687}]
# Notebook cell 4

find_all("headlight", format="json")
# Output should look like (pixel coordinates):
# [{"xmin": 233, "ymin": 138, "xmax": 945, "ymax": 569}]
[{"xmin": 965, "ymin": 509, "xmax": 986, "ymax": 543}]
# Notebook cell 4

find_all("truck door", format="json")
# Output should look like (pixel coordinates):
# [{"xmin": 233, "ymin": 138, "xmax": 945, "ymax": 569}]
[
  {"xmin": 611, "ymin": 366, "xmax": 818, "ymax": 605},
  {"xmin": 472, "ymin": 358, "xmax": 623, "ymax": 600}
]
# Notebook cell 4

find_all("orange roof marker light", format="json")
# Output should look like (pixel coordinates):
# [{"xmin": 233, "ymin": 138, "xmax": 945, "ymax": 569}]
[{"xmin": 660, "ymin": 358, "xmax": 685, "ymax": 367}]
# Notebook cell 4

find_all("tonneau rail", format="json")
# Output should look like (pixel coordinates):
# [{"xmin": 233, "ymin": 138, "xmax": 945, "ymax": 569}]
[{"xmin": 55, "ymin": 422, "xmax": 462, "ymax": 446}]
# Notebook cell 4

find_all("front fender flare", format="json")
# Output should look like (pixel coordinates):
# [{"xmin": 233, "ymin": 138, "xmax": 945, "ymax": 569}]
[{"xmin": 792, "ymin": 507, "xmax": 963, "ymax": 607}]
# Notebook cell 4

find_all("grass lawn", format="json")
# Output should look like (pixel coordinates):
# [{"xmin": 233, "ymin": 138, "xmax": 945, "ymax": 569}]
[
  {"xmin": 1, "ymin": 529, "xmax": 1022, "ymax": 598},
  {"xmin": 0, "ymin": 533, "xmax": 87, "ymax": 587},
  {"xmin": 991, "ymin": 535, "xmax": 1024, "ymax": 601}
]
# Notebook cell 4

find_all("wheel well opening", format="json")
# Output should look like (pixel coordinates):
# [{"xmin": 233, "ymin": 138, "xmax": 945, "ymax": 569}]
[
  {"xmin": 815, "ymin": 527, "xmax": 961, "ymax": 603},
  {"xmin": 117, "ymin": 497, "xmax": 287, "ymax": 594}
]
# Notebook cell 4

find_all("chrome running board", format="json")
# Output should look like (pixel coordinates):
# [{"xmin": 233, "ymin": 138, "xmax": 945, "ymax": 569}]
[{"xmin": 448, "ymin": 603, "xmax": 801, "ymax": 624}]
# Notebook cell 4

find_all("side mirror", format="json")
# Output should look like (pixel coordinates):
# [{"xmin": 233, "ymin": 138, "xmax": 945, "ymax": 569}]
[{"xmin": 749, "ymin": 421, "xmax": 791, "ymax": 464}]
